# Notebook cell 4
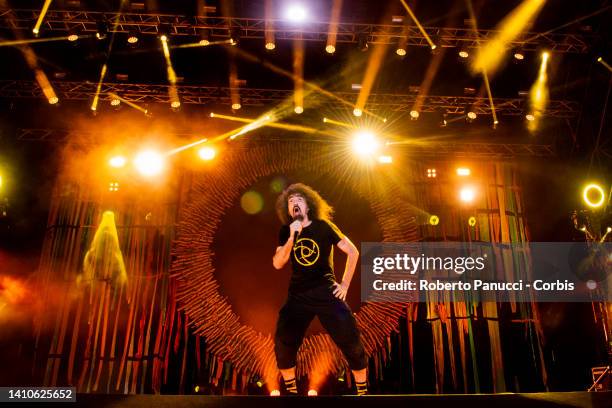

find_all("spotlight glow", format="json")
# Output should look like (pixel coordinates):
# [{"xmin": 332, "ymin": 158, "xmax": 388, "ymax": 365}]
[
  {"xmin": 134, "ymin": 150, "xmax": 165, "ymax": 177},
  {"xmin": 170, "ymin": 100, "xmax": 181, "ymax": 109},
  {"xmin": 270, "ymin": 390, "xmax": 281, "ymax": 397},
  {"xmin": 325, "ymin": 44, "xmax": 336, "ymax": 54},
  {"xmin": 429, "ymin": 215, "xmax": 439, "ymax": 225},
  {"xmin": 294, "ymin": 106, "xmax": 304, "ymax": 114},
  {"xmin": 232, "ymin": 103, "xmax": 242, "ymax": 110},
  {"xmin": 457, "ymin": 167, "xmax": 471, "ymax": 176},
  {"xmin": 127, "ymin": 35, "xmax": 139, "ymax": 44},
  {"xmin": 459, "ymin": 50, "xmax": 469, "ymax": 58},
  {"xmin": 109, "ymin": 156, "xmax": 127, "ymax": 168},
  {"xmin": 286, "ymin": 5, "xmax": 308, "ymax": 22},
  {"xmin": 110, "ymin": 97, "xmax": 121, "ymax": 106},
  {"xmin": 459, "ymin": 186, "xmax": 476, "ymax": 203},
  {"xmin": 378, "ymin": 155, "xmax": 393, "ymax": 164},
  {"xmin": 427, "ymin": 168, "xmax": 436, "ymax": 178},
  {"xmin": 396, "ymin": 47, "xmax": 407, "ymax": 56},
  {"xmin": 48, "ymin": 96, "xmax": 59, "ymax": 105},
  {"xmin": 582, "ymin": 183, "xmax": 605, "ymax": 208},
  {"xmin": 514, "ymin": 52, "xmax": 525, "ymax": 60},
  {"xmin": 199, "ymin": 39, "xmax": 210, "ymax": 46},
  {"xmin": 353, "ymin": 108, "xmax": 363, "ymax": 117},
  {"xmin": 352, "ymin": 130, "xmax": 379, "ymax": 157},
  {"xmin": 265, "ymin": 41, "xmax": 276, "ymax": 50},
  {"xmin": 67, "ymin": 34, "xmax": 79, "ymax": 42},
  {"xmin": 526, "ymin": 113, "xmax": 535, "ymax": 121},
  {"xmin": 308, "ymin": 390, "xmax": 318, "ymax": 397},
  {"xmin": 410, "ymin": 110, "xmax": 420, "ymax": 120},
  {"xmin": 468, "ymin": 216, "xmax": 477, "ymax": 226},
  {"xmin": 467, "ymin": 111, "xmax": 477, "ymax": 120},
  {"xmin": 198, "ymin": 146, "xmax": 216, "ymax": 161}
]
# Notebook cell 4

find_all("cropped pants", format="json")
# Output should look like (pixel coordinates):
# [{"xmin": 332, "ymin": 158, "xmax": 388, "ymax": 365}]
[{"xmin": 274, "ymin": 283, "xmax": 367, "ymax": 371}]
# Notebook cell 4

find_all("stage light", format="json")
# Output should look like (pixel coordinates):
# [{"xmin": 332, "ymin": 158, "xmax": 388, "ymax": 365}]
[
  {"xmin": 134, "ymin": 150, "xmax": 165, "ymax": 177},
  {"xmin": 96, "ymin": 20, "xmax": 108, "ymax": 40},
  {"xmin": 308, "ymin": 390, "xmax": 318, "ymax": 396},
  {"xmin": 32, "ymin": 0, "xmax": 53, "ymax": 36},
  {"xmin": 431, "ymin": 44, "xmax": 437, "ymax": 50},
  {"xmin": 265, "ymin": 41, "xmax": 276, "ymax": 50},
  {"xmin": 582, "ymin": 183, "xmax": 605, "ymax": 208},
  {"xmin": 353, "ymin": 108, "xmax": 363, "ymax": 117},
  {"xmin": 270, "ymin": 390, "xmax": 281, "ymax": 396},
  {"xmin": 410, "ymin": 110, "xmax": 419, "ymax": 120},
  {"xmin": 294, "ymin": 106, "xmax": 304, "ymax": 114},
  {"xmin": 458, "ymin": 49, "xmax": 469, "ymax": 58},
  {"xmin": 528, "ymin": 51, "xmax": 550, "ymax": 131},
  {"xmin": 457, "ymin": 167, "xmax": 471, "ymax": 176},
  {"xmin": 109, "ymin": 156, "xmax": 127, "ymax": 168},
  {"xmin": 468, "ymin": 216, "xmax": 477, "ymax": 226},
  {"xmin": 352, "ymin": 130, "xmax": 379, "ymax": 157},
  {"xmin": 256, "ymin": 380, "xmax": 264, "ymax": 388},
  {"xmin": 514, "ymin": 50, "xmax": 525, "ymax": 60},
  {"xmin": 526, "ymin": 113, "xmax": 535, "ymax": 121},
  {"xmin": 110, "ymin": 97, "xmax": 121, "ymax": 107},
  {"xmin": 378, "ymin": 155, "xmax": 393, "ymax": 164},
  {"xmin": 170, "ymin": 100, "xmax": 181, "ymax": 109},
  {"xmin": 108, "ymin": 182, "xmax": 119, "ymax": 192},
  {"xmin": 467, "ymin": 111, "xmax": 477, "ymax": 121},
  {"xmin": 199, "ymin": 39, "xmax": 210, "ymax": 46},
  {"xmin": 429, "ymin": 215, "xmax": 439, "ymax": 225},
  {"xmin": 427, "ymin": 168, "xmax": 436, "ymax": 178},
  {"xmin": 67, "ymin": 34, "xmax": 79, "ymax": 42},
  {"xmin": 286, "ymin": 5, "xmax": 308, "ymax": 22},
  {"xmin": 48, "ymin": 96, "xmax": 59, "ymax": 105},
  {"xmin": 231, "ymin": 103, "xmax": 242, "ymax": 110},
  {"xmin": 358, "ymin": 34, "xmax": 369, "ymax": 51},
  {"xmin": 396, "ymin": 47, "xmax": 407, "ymax": 56},
  {"xmin": 127, "ymin": 32, "xmax": 139, "ymax": 44},
  {"xmin": 326, "ymin": 44, "xmax": 336, "ymax": 54},
  {"xmin": 460, "ymin": 186, "xmax": 476, "ymax": 203},
  {"xmin": 198, "ymin": 146, "xmax": 216, "ymax": 161},
  {"xmin": 194, "ymin": 385, "xmax": 200, "ymax": 393}
]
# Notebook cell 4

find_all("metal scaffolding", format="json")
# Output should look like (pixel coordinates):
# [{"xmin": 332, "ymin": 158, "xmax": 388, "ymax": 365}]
[
  {"xmin": 0, "ymin": 8, "xmax": 592, "ymax": 53},
  {"xmin": 0, "ymin": 80, "xmax": 580, "ymax": 118},
  {"xmin": 15, "ymin": 128, "xmax": 555, "ymax": 159}
]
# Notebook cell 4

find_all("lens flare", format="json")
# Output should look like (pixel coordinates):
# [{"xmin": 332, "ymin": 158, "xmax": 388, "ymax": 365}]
[
  {"xmin": 198, "ymin": 146, "xmax": 216, "ymax": 161},
  {"xmin": 134, "ymin": 150, "xmax": 165, "ymax": 177},
  {"xmin": 352, "ymin": 130, "xmax": 379, "ymax": 157},
  {"xmin": 109, "ymin": 156, "xmax": 127, "ymax": 168},
  {"xmin": 460, "ymin": 186, "xmax": 476, "ymax": 203}
]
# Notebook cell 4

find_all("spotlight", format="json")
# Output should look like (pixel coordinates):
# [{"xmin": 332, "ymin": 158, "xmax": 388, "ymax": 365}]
[
  {"xmin": 582, "ymin": 183, "xmax": 605, "ymax": 208},
  {"xmin": 429, "ymin": 215, "xmax": 439, "ymax": 225},
  {"xmin": 134, "ymin": 150, "xmax": 165, "ymax": 177},
  {"xmin": 158, "ymin": 23, "xmax": 171, "ymax": 40},
  {"xmin": 48, "ymin": 96, "xmax": 59, "ymax": 105},
  {"xmin": 109, "ymin": 155, "xmax": 127, "ymax": 168},
  {"xmin": 229, "ymin": 28, "xmax": 240, "ymax": 46},
  {"xmin": 108, "ymin": 182, "xmax": 119, "ymax": 192},
  {"xmin": 525, "ymin": 113, "xmax": 535, "ymax": 121},
  {"xmin": 170, "ymin": 100, "xmax": 181, "ymax": 109},
  {"xmin": 96, "ymin": 20, "xmax": 108, "ymax": 40},
  {"xmin": 127, "ymin": 32, "xmax": 139, "ymax": 44},
  {"xmin": 231, "ymin": 103, "xmax": 242, "ymax": 110},
  {"xmin": 199, "ymin": 29, "xmax": 211, "ymax": 46},
  {"xmin": 352, "ymin": 130, "xmax": 379, "ymax": 157},
  {"xmin": 286, "ymin": 4, "xmax": 308, "ymax": 22},
  {"xmin": 110, "ymin": 97, "xmax": 121, "ymax": 107},
  {"xmin": 378, "ymin": 155, "xmax": 393, "ymax": 164},
  {"xmin": 358, "ymin": 33, "xmax": 369, "ymax": 51},
  {"xmin": 410, "ymin": 110, "xmax": 419, "ymax": 120},
  {"xmin": 427, "ymin": 168, "xmax": 436, "ymax": 178},
  {"xmin": 466, "ymin": 111, "xmax": 477, "ymax": 121},
  {"xmin": 396, "ymin": 47, "xmax": 407, "ymax": 56},
  {"xmin": 67, "ymin": 34, "xmax": 79, "ymax": 42},
  {"xmin": 513, "ymin": 50, "xmax": 525, "ymax": 60},
  {"xmin": 198, "ymin": 146, "xmax": 216, "ymax": 161},
  {"xmin": 468, "ymin": 216, "xmax": 477, "ymax": 226},
  {"xmin": 459, "ymin": 186, "xmax": 476, "ymax": 203},
  {"xmin": 199, "ymin": 39, "xmax": 210, "ymax": 46},
  {"xmin": 294, "ymin": 106, "xmax": 304, "ymax": 114},
  {"xmin": 308, "ymin": 390, "xmax": 318, "ymax": 396},
  {"xmin": 265, "ymin": 41, "xmax": 276, "ymax": 50},
  {"xmin": 458, "ymin": 49, "xmax": 469, "ymax": 58},
  {"xmin": 353, "ymin": 108, "xmax": 363, "ymax": 117},
  {"xmin": 325, "ymin": 44, "xmax": 336, "ymax": 54},
  {"xmin": 456, "ymin": 167, "xmax": 471, "ymax": 176},
  {"xmin": 194, "ymin": 385, "xmax": 200, "ymax": 393},
  {"xmin": 270, "ymin": 390, "xmax": 281, "ymax": 396}
]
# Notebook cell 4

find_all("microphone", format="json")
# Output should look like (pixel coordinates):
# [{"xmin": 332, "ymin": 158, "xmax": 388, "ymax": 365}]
[{"xmin": 292, "ymin": 206, "xmax": 303, "ymax": 243}]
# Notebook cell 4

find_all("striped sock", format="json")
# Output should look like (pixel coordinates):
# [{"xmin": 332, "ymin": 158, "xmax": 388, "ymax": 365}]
[
  {"xmin": 356, "ymin": 381, "xmax": 368, "ymax": 396},
  {"xmin": 284, "ymin": 377, "xmax": 298, "ymax": 394}
]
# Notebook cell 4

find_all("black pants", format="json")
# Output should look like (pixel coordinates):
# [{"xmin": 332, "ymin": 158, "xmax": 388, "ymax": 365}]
[{"xmin": 274, "ymin": 283, "xmax": 367, "ymax": 371}]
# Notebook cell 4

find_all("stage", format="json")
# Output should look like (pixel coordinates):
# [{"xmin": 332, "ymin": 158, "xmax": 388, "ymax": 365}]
[{"xmin": 9, "ymin": 392, "xmax": 607, "ymax": 408}]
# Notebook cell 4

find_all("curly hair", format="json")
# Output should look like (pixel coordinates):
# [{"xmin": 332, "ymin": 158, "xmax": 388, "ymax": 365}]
[{"xmin": 275, "ymin": 183, "xmax": 334, "ymax": 224}]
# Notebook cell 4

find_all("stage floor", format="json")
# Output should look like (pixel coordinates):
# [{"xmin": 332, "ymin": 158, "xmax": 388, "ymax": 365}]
[{"xmin": 10, "ymin": 391, "xmax": 609, "ymax": 408}]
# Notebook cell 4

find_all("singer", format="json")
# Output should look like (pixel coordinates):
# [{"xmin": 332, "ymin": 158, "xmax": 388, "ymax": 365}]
[{"xmin": 272, "ymin": 183, "xmax": 368, "ymax": 396}]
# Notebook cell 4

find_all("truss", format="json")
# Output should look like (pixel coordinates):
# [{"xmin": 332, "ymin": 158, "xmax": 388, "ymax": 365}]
[
  {"xmin": 0, "ymin": 8, "xmax": 592, "ymax": 53},
  {"xmin": 15, "ymin": 128, "xmax": 555, "ymax": 159},
  {"xmin": 0, "ymin": 80, "xmax": 580, "ymax": 118}
]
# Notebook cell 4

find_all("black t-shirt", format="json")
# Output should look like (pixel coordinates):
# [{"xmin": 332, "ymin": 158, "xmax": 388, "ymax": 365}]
[{"xmin": 278, "ymin": 219, "xmax": 344, "ymax": 293}]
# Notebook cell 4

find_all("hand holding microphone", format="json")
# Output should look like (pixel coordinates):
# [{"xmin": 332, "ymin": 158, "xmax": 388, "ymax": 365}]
[{"xmin": 289, "ymin": 206, "xmax": 304, "ymax": 243}]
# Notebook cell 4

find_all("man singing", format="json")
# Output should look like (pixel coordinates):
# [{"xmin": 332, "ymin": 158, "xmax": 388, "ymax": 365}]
[{"xmin": 272, "ymin": 183, "xmax": 368, "ymax": 396}]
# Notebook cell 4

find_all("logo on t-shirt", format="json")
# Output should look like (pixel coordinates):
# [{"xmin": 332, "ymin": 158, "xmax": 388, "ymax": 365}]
[{"xmin": 293, "ymin": 237, "xmax": 320, "ymax": 266}]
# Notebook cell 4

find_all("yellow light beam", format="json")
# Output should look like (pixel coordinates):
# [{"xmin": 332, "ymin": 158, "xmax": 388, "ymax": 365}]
[
  {"xmin": 355, "ymin": 43, "xmax": 389, "ymax": 118},
  {"xmin": 91, "ymin": 63, "xmax": 107, "ymax": 112},
  {"xmin": 166, "ymin": 138, "xmax": 209, "ymax": 156},
  {"xmin": 32, "ymin": 0, "xmax": 53, "ymax": 35},
  {"xmin": 412, "ymin": 48, "xmax": 444, "ymax": 113},
  {"xmin": 528, "ymin": 52, "xmax": 550, "ymax": 131},
  {"xmin": 471, "ymin": 0, "xmax": 546, "ymax": 74},
  {"xmin": 265, "ymin": 0, "xmax": 275, "ymax": 49},
  {"xmin": 322, "ymin": 117, "xmax": 358, "ymax": 129},
  {"xmin": 210, "ymin": 112, "xmax": 322, "ymax": 134},
  {"xmin": 0, "ymin": 35, "xmax": 87, "ymax": 47},
  {"xmin": 18, "ymin": 45, "xmax": 58, "ymax": 104},
  {"xmin": 172, "ymin": 39, "xmax": 233, "ymax": 49},
  {"xmin": 293, "ymin": 35, "xmax": 304, "ymax": 113},
  {"xmin": 229, "ymin": 52, "xmax": 241, "ymax": 109},
  {"xmin": 107, "ymin": 93, "xmax": 149, "ymax": 114},
  {"xmin": 326, "ymin": 0, "xmax": 343, "ymax": 53},
  {"xmin": 399, "ymin": 0, "xmax": 436, "ymax": 49},
  {"xmin": 597, "ymin": 57, "xmax": 612, "ymax": 73},
  {"xmin": 160, "ymin": 35, "xmax": 181, "ymax": 107}
]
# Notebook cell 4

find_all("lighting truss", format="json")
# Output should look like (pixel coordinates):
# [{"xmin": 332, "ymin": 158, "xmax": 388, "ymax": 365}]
[
  {"xmin": 0, "ymin": 8, "xmax": 592, "ymax": 53},
  {"xmin": 0, "ymin": 80, "xmax": 580, "ymax": 118}
]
